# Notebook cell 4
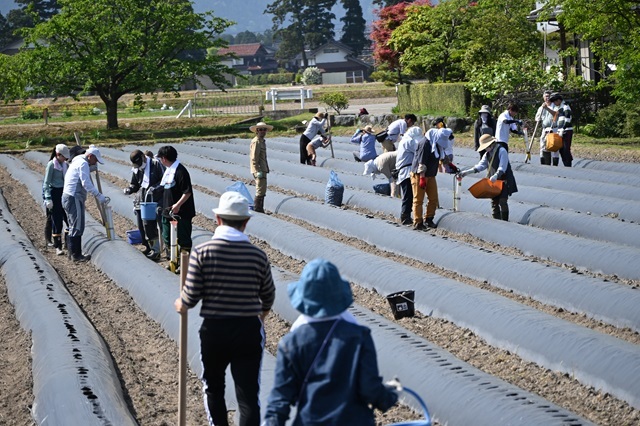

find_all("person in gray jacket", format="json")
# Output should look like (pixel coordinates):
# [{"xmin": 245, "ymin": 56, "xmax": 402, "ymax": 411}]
[
  {"xmin": 123, "ymin": 149, "xmax": 165, "ymax": 260},
  {"xmin": 62, "ymin": 147, "xmax": 108, "ymax": 262}
]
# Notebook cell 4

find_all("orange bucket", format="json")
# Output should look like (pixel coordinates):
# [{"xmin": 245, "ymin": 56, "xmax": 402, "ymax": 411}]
[
  {"xmin": 469, "ymin": 178, "xmax": 504, "ymax": 199},
  {"xmin": 546, "ymin": 133, "xmax": 563, "ymax": 152}
]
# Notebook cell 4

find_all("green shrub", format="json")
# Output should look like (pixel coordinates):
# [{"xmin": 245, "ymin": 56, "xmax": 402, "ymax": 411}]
[
  {"xmin": 62, "ymin": 107, "xmax": 73, "ymax": 117},
  {"xmin": 398, "ymin": 83, "xmax": 469, "ymax": 116},
  {"xmin": 319, "ymin": 92, "xmax": 350, "ymax": 115},
  {"xmin": 301, "ymin": 67, "xmax": 322, "ymax": 85},
  {"xmin": 21, "ymin": 105, "xmax": 43, "ymax": 120},
  {"xmin": 592, "ymin": 103, "xmax": 628, "ymax": 137}
]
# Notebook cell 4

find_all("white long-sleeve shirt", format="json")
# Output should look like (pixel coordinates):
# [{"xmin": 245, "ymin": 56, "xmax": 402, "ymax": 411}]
[
  {"xmin": 303, "ymin": 117, "xmax": 327, "ymax": 139},
  {"xmin": 63, "ymin": 155, "xmax": 100, "ymax": 198},
  {"xmin": 386, "ymin": 118, "xmax": 407, "ymax": 142}
]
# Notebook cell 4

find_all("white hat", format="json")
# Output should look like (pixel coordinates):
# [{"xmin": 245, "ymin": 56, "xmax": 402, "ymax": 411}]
[
  {"xmin": 363, "ymin": 159, "xmax": 378, "ymax": 176},
  {"xmin": 85, "ymin": 147, "xmax": 104, "ymax": 164},
  {"xmin": 478, "ymin": 105, "xmax": 491, "ymax": 114},
  {"xmin": 55, "ymin": 144, "xmax": 70, "ymax": 159},
  {"xmin": 249, "ymin": 122, "xmax": 274, "ymax": 132},
  {"xmin": 213, "ymin": 191, "xmax": 252, "ymax": 220}
]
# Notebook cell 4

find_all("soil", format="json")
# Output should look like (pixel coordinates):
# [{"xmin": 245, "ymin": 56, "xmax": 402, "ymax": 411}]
[{"xmin": 1, "ymin": 146, "xmax": 639, "ymax": 426}]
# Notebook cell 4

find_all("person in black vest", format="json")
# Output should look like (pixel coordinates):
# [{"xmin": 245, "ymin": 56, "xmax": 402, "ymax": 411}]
[
  {"xmin": 457, "ymin": 134, "xmax": 518, "ymax": 221},
  {"xmin": 473, "ymin": 105, "xmax": 497, "ymax": 158}
]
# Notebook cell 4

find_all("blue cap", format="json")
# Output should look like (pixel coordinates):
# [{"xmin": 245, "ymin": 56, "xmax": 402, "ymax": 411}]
[{"xmin": 288, "ymin": 259, "xmax": 353, "ymax": 318}]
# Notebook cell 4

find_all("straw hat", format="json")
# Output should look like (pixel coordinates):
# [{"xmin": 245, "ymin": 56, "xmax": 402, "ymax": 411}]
[
  {"xmin": 315, "ymin": 112, "xmax": 325, "ymax": 119},
  {"xmin": 212, "ymin": 191, "xmax": 252, "ymax": 220},
  {"xmin": 249, "ymin": 122, "xmax": 274, "ymax": 132},
  {"xmin": 363, "ymin": 125, "xmax": 374, "ymax": 134},
  {"xmin": 55, "ymin": 144, "xmax": 70, "ymax": 159},
  {"xmin": 288, "ymin": 259, "xmax": 353, "ymax": 318},
  {"xmin": 478, "ymin": 105, "xmax": 491, "ymax": 114},
  {"xmin": 477, "ymin": 134, "xmax": 497, "ymax": 152}
]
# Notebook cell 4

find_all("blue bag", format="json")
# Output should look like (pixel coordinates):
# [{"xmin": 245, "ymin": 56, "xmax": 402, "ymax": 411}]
[
  {"xmin": 225, "ymin": 181, "xmax": 254, "ymax": 209},
  {"xmin": 325, "ymin": 170, "xmax": 344, "ymax": 207},
  {"xmin": 373, "ymin": 183, "xmax": 391, "ymax": 196}
]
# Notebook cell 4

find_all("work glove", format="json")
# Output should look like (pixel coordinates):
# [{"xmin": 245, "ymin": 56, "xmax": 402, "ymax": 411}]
[
  {"xmin": 557, "ymin": 129, "xmax": 564, "ymax": 137},
  {"xmin": 489, "ymin": 173, "xmax": 499, "ymax": 183},
  {"xmin": 385, "ymin": 377, "xmax": 403, "ymax": 393},
  {"xmin": 419, "ymin": 176, "xmax": 427, "ymax": 189},
  {"xmin": 254, "ymin": 171, "xmax": 264, "ymax": 179},
  {"xmin": 353, "ymin": 128, "xmax": 362, "ymax": 136},
  {"xmin": 97, "ymin": 194, "xmax": 107, "ymax": 204},
  {"xmin": 458, "ymin": 168, "xmax": 474, "ymax": 178},
  {"xmin": 123, "ymin": 187, "xmax": 132, "ymax": 195},
  {"xmin": 44, "ymin": 199, "xmax": 53, "ymax": 210}
]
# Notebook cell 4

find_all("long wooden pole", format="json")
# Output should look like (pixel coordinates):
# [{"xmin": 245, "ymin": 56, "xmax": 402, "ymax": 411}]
[{"xmin": 178, "ymin": 250, "xmax": 189, "ymax": 426}]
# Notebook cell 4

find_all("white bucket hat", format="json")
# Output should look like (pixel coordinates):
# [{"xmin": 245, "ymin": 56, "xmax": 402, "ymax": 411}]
[{"xmin": 213, "ymin": 191, "xmax": 252, "ymax": 220}]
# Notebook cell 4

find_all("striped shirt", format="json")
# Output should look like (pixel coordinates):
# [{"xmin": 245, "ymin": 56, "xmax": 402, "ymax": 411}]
[{"xmin": 182, "ymin": 235, "xmax": 275, "ymax": 318}]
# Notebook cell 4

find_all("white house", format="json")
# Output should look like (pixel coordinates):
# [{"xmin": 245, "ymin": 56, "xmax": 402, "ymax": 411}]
[{"xmin": 295, "ymin": 40, "xmax": 373, "ymax": 84}]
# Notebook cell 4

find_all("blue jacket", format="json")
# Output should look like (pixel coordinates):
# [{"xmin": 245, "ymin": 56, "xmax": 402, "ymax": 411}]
[
  {"xmin": 264, "ymin": 319, "xmax": 398, "ymax": 426},
  {"xmin": 350, "ymin": 132, "xmax": 378, "ymax": 162}
]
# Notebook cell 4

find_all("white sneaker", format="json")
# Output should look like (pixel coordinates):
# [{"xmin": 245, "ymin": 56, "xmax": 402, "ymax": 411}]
[{"xmin": 56, "ymin": 248, "xmax": 64, "ymax": 256}]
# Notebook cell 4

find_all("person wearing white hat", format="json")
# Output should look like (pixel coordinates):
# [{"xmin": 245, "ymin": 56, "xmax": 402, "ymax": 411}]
[
  {"xmin": 249, "ymin": 121, "xmax": 273, "ymax": 212},
  {"xmin": 363, "ymin": 151, "xmax": 399, "ymax": 197},
  {"xmin": 395, "ymin": 126, "xmax": 425, "ymax": 225},
  {"xmin": 300, "ymin": 112, "xmax": 328, "ymax": 164},
  {"xmin": 175, "ymin": 191, "xmax": 275, "ymax": 426},
  {"xmin": 473, "ymin": 105, "xmax": 496, "ymax": 158},
  {"xmin": 43, "ymin": 144, "xmax": 70, "ymax": 255},
  {"xmin": 350, "ymin": 124, "xmax": 378, "ymax": 163},
  {"xmin": 263, "ymin": 259, "xmax": 399, "ymax": 425},
  {"xmin": 457, "ymin": 134, "xmax": 518, "ymax": 221},
  {"xmin": 62, "ymin": 146, "xmax": 107, "ymax": 262}
]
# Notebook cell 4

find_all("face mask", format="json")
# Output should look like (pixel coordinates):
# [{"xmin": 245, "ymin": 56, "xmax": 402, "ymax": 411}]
[
  {"xmin": 480, "ymin": 113, "xmax": 488, "ymax": 121},
  {"xmin": 138, "ymin": 160, "xmax": 146, "ymax": 170}
]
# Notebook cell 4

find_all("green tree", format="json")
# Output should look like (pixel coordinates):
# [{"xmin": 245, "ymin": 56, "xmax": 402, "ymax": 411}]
[
  {"xmin": 339, "ymin": 0, "xmax": 368, "ymax": 55},
  {"xmin": 544, "ymin": 0, "xmax": 640, "ymax": 103},
  {"xmin": 320, "ymin": 91, "xmax": 349, "ymax": 114},
  {"xmin": 390, "ymin": 0, "xmax": 471, "ymax": 82},
  {"xmin": 235, "ymin": 30, "xmax": 258, "ymax": 44},
  {"xmin": 19, "ymin": 0, "xmax": 235, "ymax": 129},
  {"xmin": 266, "ymin": 0, "xmax": 337, "ymax": 66}
]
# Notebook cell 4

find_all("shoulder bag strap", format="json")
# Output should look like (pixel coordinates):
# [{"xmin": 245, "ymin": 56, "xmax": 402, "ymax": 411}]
[{"xmin": 296, "ymin": 319, "xmax": 341, "ymax": 404}]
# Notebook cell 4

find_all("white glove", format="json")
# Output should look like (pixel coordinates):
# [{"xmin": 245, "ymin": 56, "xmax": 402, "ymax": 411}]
[
  {"xmin": 45, "ymin": 199, "xmax": 53, "ymax": 210},
  {"xmin": 254, "ymin": 171, "xmax": 264, "ymax": 179},
  {"xmin": 123, "ymin": 187, "xmax": 131, "ymax": 195},
  {"xmin": 97, "ymin": 194, "xmax": 107, "ymax": 204},
  {"xmin": 385, "ymin": 378, "xmax": 403, "ymax": 393},
  {"xmin": 557, "ymin": 129, "xmax": 564, "ymax": 137},
  {"xmin": 489, "ymin": 173, "xmax": 499, "ymax": 183}
]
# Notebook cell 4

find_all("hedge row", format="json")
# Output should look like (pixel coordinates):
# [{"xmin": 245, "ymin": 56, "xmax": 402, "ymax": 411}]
[
  {"xmin": 398, "ymin": 83, "xmax": 470, "ymax": 116},
  {"xmin": 237, "ymin": 73, "xmax": 296, "ymax": 86}
]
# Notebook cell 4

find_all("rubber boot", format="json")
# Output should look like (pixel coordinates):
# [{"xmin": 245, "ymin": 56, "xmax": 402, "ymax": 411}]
[
  {"xmin": 146, "ymin": 239, "xmax": 161, "ymax": 261},
  {"xmin": 45, "ymin": 217, "xmax": 53, "ymax": 246},
  {"xmin": 425, "ymin": 217, "xmax": 438, "ymax": 229},
  {"xmin": 72, "ymin": 236, "xmax": 91, "ymax": 262},
  {"xmin": 66, "ymin": 232, "xmax": 73, "ymax": 260},
  {"xmin": 140, "ymin": 239, "xmax": 151, "ymax": 255},
  {"xmin": 53, "ymin": 235, "xmax": 64, "ymax": 256},
  {"xmin": 254, "ymin": 196, "xmax": 264, "ymax": 213},
  {"xmin": 501, "ymin": 211, "xmax": 509, "ymax": 221},
  {"xmin": 540, "ymin": 151, "xmax": 551, "ymax": 165},
  {"xmin": 552, "ymin": 157, "xmax": 559, "ymax": 166},
  {"xmin": 64, "ymin": 230, "xmax": 69, "ymax": 249}
]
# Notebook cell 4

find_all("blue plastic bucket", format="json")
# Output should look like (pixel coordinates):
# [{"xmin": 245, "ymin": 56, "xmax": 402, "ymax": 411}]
[
  {"xmin": 126, "ymin": 229, "xmax": 143, "ymax": 245},
  {"xmin": 140, "ymin": 202, "xmax": 157, "ymax": 220}
]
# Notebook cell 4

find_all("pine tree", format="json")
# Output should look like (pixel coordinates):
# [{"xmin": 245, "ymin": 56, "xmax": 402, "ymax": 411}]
[{"xmin": 340, "ymin": 0, "xmax": 368, "ymax": 55}]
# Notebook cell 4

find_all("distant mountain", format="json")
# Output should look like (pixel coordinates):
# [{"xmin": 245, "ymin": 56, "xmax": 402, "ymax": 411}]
[{"xmin": 0, "ymin": 0, "xmax": 378, "ymax": 35}]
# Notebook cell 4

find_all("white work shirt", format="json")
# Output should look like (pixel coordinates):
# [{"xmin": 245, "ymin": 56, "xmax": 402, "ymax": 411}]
[
  {"xmin": 495, "ymin": 110, "xmax": 518, "ymax": 143},
  {"xmin": 386, "ymin": 118, "xmax": 407, "ymax": 142},
  {"xmin": 63, "ymin": 155, "xmax": 100, "ymax": 197},
  {"xmin": 395, "ymin": 129, "xmax": 423, "ymax": 183}
]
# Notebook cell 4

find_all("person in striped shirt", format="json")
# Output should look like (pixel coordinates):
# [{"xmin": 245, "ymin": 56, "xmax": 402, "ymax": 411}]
[{"xmin": 175, "ymin": 191, "xmax": 276, "ymax": 426}]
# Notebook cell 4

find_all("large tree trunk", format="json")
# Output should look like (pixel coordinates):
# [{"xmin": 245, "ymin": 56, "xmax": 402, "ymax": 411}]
[{"xmin": 105, "ymin": 99, "xmax": 119, "ymax": 130}]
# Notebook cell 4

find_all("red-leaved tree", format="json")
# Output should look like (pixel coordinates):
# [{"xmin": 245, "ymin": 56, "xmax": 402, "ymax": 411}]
[{"xmin": 370, "ymin": 0, "xmax": 432, "ymax": 83}]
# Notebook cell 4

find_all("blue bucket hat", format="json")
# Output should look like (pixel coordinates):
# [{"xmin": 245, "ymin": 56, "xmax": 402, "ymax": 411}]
[{"xmin": 288, "ymin": 259, "xmax": 353, "ymax": 318}]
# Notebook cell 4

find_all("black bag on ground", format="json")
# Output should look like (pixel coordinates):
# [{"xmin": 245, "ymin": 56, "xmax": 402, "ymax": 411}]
[{"xmin": 375, "ymin": 130, "xmax": 388, "ymax": 143}]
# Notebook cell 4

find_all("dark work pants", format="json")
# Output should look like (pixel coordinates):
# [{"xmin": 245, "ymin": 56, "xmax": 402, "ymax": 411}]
[
  {"xmin": 162, "ymin": 215, "xmax": 192, "ymax": 251},
  {"xmin": 399, "ymin": 178, "xmax": 413, "ymax": 221},
  {"xmin": 559, "ymin": 130, "xmax": 573, "ymax": 167},
  {"xmin": 134, "ymin": 208, "xmax": 158, "ymax": 242},
  {"xmin": 299, "ymin": 134, "xmax": 311, "ymax": 164},
  {"xmin": 200, "ymin": 317, "xmax": 264, "ymax": 426}
]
